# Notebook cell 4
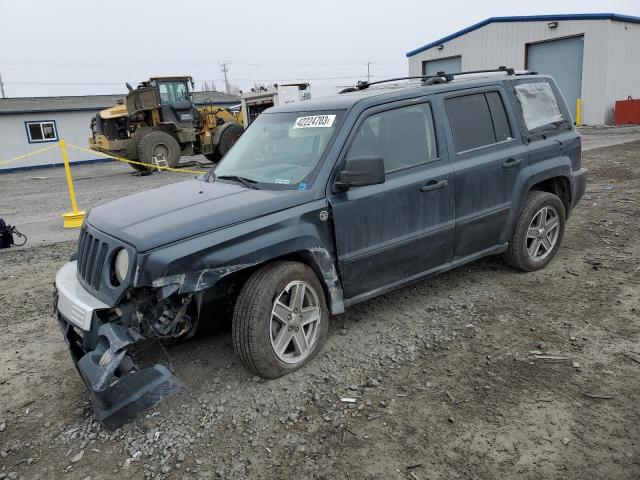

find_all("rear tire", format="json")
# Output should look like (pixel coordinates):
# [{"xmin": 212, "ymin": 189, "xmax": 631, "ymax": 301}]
[
  {"xmin": 217, "ymin": 123, "xmax": 244, "ymax": 157},
  {"xmin": 504, "ymin": 191, "xmax": 566, "ymax": 271},
  {"xmin": 137, "ymin": 131, "xmax": 181, "ymax": 168},
  {"xmin": 232, "ymin": 262, "xmax": 329, "ymax": 379}
]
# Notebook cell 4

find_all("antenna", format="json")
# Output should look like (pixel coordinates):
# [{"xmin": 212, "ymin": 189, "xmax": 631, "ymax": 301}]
[{"xmin": 366, "ymin": 61, "xmax": 371, "ymax": 83}]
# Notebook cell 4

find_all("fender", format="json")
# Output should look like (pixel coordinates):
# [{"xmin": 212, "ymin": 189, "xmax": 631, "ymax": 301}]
[
  {"xmin": 500, "ymin": 152, "xmax": 572, "ymax": 245},
  {"xmin": 133, "ymin": 199, "xmax": 345, "ymax": 314}
]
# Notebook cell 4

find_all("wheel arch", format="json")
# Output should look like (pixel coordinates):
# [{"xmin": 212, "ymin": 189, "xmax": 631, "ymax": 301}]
[
  {"xmin": 530, "ymin": 175, "xmax": 572, "ymax": 218},
  {"xmin": 206, "ymin": 249, "xmax": 344, "ymax": 316}
]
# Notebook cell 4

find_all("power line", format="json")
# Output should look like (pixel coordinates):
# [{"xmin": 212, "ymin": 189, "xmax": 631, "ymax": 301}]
[
  {"xmin": 5, "ymin": 74, "xmax": 402, "ymax": 87},
  {"xmin": 0, "ymin": 58, "xmax": 406, "ymax": 68}
]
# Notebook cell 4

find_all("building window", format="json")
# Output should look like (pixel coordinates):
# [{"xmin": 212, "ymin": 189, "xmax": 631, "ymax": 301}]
[{"xmin": 25, "ymin": 120, "xmax": 58, "ymax": 143}]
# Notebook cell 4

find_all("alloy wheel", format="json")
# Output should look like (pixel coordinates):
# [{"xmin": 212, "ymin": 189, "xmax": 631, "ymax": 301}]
[
  {"xmin": 526, "ymin": 205, "xmax": 560, "ymax": 261},
  {"xmin": 269, "ymin": 281, "xmax": 321, "ymax": 364}
]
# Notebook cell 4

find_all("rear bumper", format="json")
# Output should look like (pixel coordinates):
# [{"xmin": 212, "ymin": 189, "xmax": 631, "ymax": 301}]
[
  {"xmin": 571, "ymin": 167, "xmax": 588, "ymax": 208},
  {"xmin": 54, "ymin": 262, "xmax": 182, "ymax": 429}
]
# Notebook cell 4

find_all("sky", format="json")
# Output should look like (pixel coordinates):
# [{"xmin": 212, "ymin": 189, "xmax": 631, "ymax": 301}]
[{"xmin": 0, "ymin": 0, "xmax": 638, "ymax": 98}]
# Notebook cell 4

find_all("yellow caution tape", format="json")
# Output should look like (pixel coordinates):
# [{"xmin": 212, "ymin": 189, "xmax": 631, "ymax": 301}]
[
  {"xmin": 0, "ymin": 143, "xmax": 60, "ymax": 167},
  {"xmin": 67, "ymin": 143, "xmax": 208, "ymax": 175}
]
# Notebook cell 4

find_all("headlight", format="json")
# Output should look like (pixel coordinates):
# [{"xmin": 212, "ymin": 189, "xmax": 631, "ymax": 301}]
[{"xmin": 114, "ymin": 248, "xmax": 129, "ymax": 284}]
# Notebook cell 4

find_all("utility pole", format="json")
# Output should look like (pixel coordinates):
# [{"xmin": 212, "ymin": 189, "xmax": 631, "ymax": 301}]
[
  {"xmin": 221, "ymin": 62, "xmax": 230, "ymax": 94},
  {"xmin": 0, "ymin": 72, "xmax": 6, "ymax": 99},
  {"xmin": 366, "ymin": 61, "xmax": 371, "ymax": 83}
]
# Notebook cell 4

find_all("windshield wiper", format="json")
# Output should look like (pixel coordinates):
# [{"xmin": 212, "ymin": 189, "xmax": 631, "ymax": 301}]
[{"xmin": 215, "ymin": 174, "xmax": 260, "ymax": 190}]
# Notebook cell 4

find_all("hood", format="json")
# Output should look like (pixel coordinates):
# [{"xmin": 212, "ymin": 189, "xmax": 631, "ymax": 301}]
[
  {"xmin": 87, "ymin": 179, "xmax": 314, "ymax": 251},
  {"xmin": 99, "ymin": 104, "xmax": 128, "ymax": 120}
]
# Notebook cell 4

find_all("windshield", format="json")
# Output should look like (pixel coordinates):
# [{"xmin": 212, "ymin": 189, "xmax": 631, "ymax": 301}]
[{"xmin": 213, "ymin": 111, "xmax": 342, "ymax": 189}]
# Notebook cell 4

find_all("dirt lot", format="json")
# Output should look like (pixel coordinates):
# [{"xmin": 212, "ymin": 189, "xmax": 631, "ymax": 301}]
[{"xmin": 1, "ymin": 140, "xmax": 639, "ymax": 480}]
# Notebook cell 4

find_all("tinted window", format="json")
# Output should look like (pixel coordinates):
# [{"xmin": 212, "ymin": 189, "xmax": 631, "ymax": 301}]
[
  {"xmin": 515, "ymin": 81, "xmax": 564, "ymax": 131},
  {"xmin": 446, "ymin": 94, "xmax": 496, "ymax": 153},
  {"xmin": 486, "ymin": 91, "xmax": 512, "ymax": 142},
  {"xmin": 347, "ymin": 103, "xmax": 438, "ymax": 173}
]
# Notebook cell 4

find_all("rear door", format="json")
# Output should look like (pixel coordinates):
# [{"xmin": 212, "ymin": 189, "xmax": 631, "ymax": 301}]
[
  {"xmin": 329, "ymin": 99, "xmax": 455, "ymax": 301},
  {"xmin": 443, "ymin": 87, "xmax": 526, "ymax": 259}
]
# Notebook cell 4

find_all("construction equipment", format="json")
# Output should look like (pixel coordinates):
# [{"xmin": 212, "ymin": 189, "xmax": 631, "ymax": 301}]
[
  {"xmin": 241, "ymin": 82, "xmax": 311, "ymax": 127},
  {"xmin": 89, "ymin": 76, "xmax": 244, "ymax": 171}
]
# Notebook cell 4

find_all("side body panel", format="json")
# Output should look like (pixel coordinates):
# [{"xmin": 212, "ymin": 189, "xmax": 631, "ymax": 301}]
[
  {"xmin": 134, "ymin": 199, "xmax": 346, "ymax": 314},
  {"xmin": 328, "ymin": 97, "xmax": 455, "ymax": 300},
  {"xmin": 439, "ymin": 86, "xmax": 529, "ymax": 259}
]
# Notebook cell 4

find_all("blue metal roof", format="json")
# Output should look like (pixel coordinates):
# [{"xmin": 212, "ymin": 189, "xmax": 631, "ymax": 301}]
[{"xmin": 406, "ymin": 13, "xmax": 640, "ymax": 57}]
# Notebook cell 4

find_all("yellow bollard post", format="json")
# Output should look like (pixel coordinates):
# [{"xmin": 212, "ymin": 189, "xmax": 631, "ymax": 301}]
[
  {"xmin": 575, "ymin": 98, "xmax": 582, "ymax": 126},
  {"xmin": 60, "ymin": 139, "xmax": 85, "ymax": 228}
]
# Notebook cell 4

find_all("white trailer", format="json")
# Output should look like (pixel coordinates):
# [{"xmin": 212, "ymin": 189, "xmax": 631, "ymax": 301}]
[{"xmin": 240, "ymin": 82, "xmax": 311, "ymax": 128}]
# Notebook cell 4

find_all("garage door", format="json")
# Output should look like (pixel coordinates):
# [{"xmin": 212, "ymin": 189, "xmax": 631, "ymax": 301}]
[
  {"xmin": 527, "ymin": 36, "xmax": 584, "ymax": 121},
  {"xmin": 422, "ymin": 56, "xmax": 462, "ymax": 76}
]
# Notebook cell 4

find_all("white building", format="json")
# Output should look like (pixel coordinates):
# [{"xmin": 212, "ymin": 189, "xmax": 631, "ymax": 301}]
[
  {"xmin": 407, "ymin": 13, "xmax": 640, "ymax": 125},
  {"xmin": 0, "ymin": 91, "xmax": 240, "ymax": 172}
]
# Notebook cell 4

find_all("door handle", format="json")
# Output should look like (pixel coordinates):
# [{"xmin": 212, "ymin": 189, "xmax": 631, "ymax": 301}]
[
  {"xmin": 502, "ymin": 158, "xmax": 523, "ymax": 169},
  {"xmin": 420, "ymin": 179, "xmax": 448, "ymax": 192}
]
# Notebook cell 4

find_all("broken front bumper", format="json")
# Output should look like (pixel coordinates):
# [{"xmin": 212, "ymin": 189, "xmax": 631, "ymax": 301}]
[{"xmin": 54, "ymin": 261, "xmax": 182, "ymax": 429}]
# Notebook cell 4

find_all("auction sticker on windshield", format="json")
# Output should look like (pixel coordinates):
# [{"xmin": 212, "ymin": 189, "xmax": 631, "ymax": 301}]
[{"xmin": 293, "ymin": 115, "xmax": 336, "ymax": 129}]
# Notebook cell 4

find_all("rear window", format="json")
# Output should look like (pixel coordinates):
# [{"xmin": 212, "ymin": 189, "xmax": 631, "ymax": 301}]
[
  {"xmin": 515, "ymin": 82, "xmax": 564, "ymax": 131},
  {"xmin": 446, "ymin": 91, "xmax": 513, "ymax": 153}
]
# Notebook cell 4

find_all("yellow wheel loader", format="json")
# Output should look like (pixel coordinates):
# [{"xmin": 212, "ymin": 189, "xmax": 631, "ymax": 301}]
[{"xmin": 89, "ymin": 76, "xmax": 244, "ymax": 171}]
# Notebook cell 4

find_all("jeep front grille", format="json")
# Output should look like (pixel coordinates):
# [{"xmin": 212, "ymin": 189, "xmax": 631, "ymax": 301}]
[{"xmin": 77, "ymin": 227, "xmax": 109, "ymax": 291}]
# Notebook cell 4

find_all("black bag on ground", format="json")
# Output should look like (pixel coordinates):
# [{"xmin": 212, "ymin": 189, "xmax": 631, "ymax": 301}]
[{"xmin": 0, "ymin": 218, "xmax": 26, "ymax": 248}]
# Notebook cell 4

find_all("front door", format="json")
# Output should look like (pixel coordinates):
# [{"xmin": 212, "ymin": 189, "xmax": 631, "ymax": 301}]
[
  {"xmin": 329, "ymin": 100, "xmax": 455, "ymax": 301},
  {"xmin": 443, "ymin": 88, "xmax": 526, "ymax": 259}
]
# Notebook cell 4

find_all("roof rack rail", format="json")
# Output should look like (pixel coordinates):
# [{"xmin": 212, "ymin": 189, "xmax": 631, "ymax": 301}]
[
  {"xmin": 338, "ymin": 67, "xmax": 518, "ymax": 94},
  {"xmin": 435, "ymin": 66, "xmax": 515, "ymax": 82},
  {"xmin": 339, "ymin": 75, "xmax": 436, "ymax": 93}
]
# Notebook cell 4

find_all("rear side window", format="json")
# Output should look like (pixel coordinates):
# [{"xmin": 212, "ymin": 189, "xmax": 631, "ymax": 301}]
[
  {"xmin": 446, "ymin": 91, "xmax": 513, "ymax": 153},
  {"xmin": 486, "ymin": 92, "xmax": 512, "ymax": 142},
  {"xmin": 347, "ymin": 103, "xmax": 438, "ymax": 173},
  {"xmin": 515, "ymin": 82, "xmax": 564, "ymax": 131}
]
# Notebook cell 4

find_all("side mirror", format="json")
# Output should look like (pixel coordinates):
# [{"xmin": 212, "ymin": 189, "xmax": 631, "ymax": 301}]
[{"xmin": 335, "ymin": 156, "xmax": 385, "ymax": 190}]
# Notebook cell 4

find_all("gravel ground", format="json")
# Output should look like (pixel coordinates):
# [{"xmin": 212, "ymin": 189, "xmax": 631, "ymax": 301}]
[{"xmin": 0, "ymin": 140, "xmax": 639, "ymax": 479}]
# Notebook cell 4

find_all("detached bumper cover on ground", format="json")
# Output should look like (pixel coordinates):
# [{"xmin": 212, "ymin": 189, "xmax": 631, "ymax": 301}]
[{"xmin": 54, "ymin": 261, "xmax": 182, "ymax": 429}]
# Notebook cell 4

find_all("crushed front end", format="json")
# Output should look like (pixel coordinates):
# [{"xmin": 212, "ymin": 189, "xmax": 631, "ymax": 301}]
[{"xmin": 53, "ymin": 224, "xmax": 197, "ymax": 429}]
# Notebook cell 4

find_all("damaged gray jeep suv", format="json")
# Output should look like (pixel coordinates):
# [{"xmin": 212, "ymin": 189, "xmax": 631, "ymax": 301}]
[{"xmin": 54, "ymin": 68, "xmax": 587, "ymax": 427}]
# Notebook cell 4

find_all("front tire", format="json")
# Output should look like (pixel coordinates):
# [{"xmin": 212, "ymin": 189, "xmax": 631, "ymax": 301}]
[
  {"xmin": 217, "ymin": 123, "xmax": 244, "ymax": 157},
  {"xmin": 232, "ymin": 262, "xmax": 329, "ymax": 379},
  {"xmin": 504, "ymin": 191, "xmax": 566, "ymax": 271},
  {"xmin": 137, "ymin": 131, "xmax": 181, "ymax": 168}
]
